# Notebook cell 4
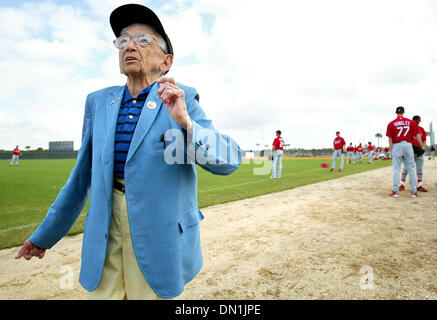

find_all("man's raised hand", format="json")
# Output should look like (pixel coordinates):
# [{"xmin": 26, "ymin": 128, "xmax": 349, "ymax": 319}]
[{"xmin": 157, "ymin": 77, "xmax": 192, "ymax": 132}]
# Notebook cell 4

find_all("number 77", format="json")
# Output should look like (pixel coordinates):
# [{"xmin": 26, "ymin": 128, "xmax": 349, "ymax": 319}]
[{"xmin": 396, "ymin": 126, "xmax": 410, "ymax": 137}]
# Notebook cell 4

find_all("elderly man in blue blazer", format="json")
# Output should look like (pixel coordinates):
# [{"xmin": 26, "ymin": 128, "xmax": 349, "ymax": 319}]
[{"xmin": 15, "ymin": 4, "xmax": 241, "ymax": 300}]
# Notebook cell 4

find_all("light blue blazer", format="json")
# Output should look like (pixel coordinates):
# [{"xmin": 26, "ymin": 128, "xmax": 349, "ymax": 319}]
[{"xmin": 29, "ymin": 82, "xmax": 242, "ymax": 298}]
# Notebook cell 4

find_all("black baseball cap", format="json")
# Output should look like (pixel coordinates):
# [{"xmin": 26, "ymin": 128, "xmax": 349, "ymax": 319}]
[
  {"xmin": 109, "ymin": 4, "xmax": 174, "ymax": 56},
  {"xmin": 396, "ymin": 106, "xmax": 405, "ymax": 114},
  {"xmin": 413, "ymin": 115, "xmax": 421, "ymax": 121}
]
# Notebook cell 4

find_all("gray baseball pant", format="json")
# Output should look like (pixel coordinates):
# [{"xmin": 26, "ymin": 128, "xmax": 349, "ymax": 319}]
[
  {"xmin": 392, "ymin": 141, "xmax": 416, "ymax": 192},
  {"xmin": 272, "ymin": 150, "xmax": 283, "ymax": 177},
  {"xmin": 401, "ymin": 153, "xmax": 424, "ymax": 184},
  {"xmin": 331, "ymin": 149, "xmax": 344, "ymax": 170}
]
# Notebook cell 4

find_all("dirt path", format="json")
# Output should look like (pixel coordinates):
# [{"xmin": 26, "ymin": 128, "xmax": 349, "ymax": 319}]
[{"xmin": 1, "ymin": 160, "xmax": 436, "ymax": 300}]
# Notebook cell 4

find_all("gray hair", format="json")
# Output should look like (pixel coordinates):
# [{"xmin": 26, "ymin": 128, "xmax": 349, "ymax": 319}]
[{"xmin": 120, "ymin": 23, "xmax": 168, "ymax": 54}]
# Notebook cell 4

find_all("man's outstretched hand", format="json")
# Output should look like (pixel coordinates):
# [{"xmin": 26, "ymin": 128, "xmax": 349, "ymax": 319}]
[{"xmin": 15, "ymin": 239, "xmax": 46, "ymax": 260}]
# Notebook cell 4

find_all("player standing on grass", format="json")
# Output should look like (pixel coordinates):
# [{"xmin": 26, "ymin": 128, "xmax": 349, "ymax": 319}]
[
  {"xmin": 367, "ymin": 142, "xmax": 375, "ymax": 164},
  {"xmin": 386, "ymin": 106, "xmax": 425, "ymax": 198},
  {"xmin": 356, "ymin": 143, "xmax": 364, "ymax": 163},
  {"xmin": 399, "ymin": 115, "xmax": 428, "ymax": 192},
  {"xmin": 271, "ymin": 130, "xmax": 284, "ymax": 178},
  {"xmin": 384, "ymin": 146, "xmax": 391, "ymax": 159},
  {"xmin": 346, "ymin": 143, "xmax": 354, "ymax": 164},
  {"xmin": 330, "ymin": 131, "xmax": 346, "ymax": 172},
  {"xmin": 10, "ymin": 146, "xmax": 21, "ymax": 167},
  {"xmin": 376, "ymin": 146, "xmax": 382, "ymax": 158}
]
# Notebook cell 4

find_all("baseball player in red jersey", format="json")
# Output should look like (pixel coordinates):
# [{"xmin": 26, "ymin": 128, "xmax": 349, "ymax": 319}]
[
  {"xmin": 346, "ymin": 143, "xmax": 355, "ymax": 164},
  {"xmin": 356, "ymin": 143, "xmax": 364, "ymax": 163},
  {"xmin": 271, "ymin": 130, "xmax": 284, "ymax": 178},
  {"xmin": 386, "ymin": 106, "xmax": 425, "ymax": 198},
  {"xmin": 384, "ymin": 147, "xmax": 391, "ymax": 159},
  {"xmin": 10, "ymin": 146, "xmax": 21, "ymax": 167},
  {"xmin": 376, "ymin": 146, "xmax": 382, "ymax": 159},
  {"xmin": 330, "ymin": 131, "xmax": 346, "ymax": 172},
  {"xmin": 367, "ymin": 142, "xmax": 375, "ymax": 164},
  {"xmin": 400, "ymin": 115, "xmax": 428, "ymax": 192}
]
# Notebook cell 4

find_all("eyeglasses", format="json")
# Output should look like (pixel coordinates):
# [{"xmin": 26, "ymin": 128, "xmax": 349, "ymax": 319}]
[{"xmin": 113, "ymin": 33, "xmax": 166, "ymax": 53}]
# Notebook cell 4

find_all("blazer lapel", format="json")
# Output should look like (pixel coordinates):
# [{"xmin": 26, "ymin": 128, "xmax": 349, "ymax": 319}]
[
  {"xmin": 126, "ymin": 82, "xmax": 163, "ymax": 164},
  {"xmin": 102, "ymin": 86, "xmax": 124, "ymax": 192}
]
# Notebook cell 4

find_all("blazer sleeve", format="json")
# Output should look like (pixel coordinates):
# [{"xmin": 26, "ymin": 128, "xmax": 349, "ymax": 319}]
[
  {"xmin": 29, "ymin": 95, "xmax": 93, "ymax": 249},
  {"xmin": 184, "ymin": 87, "xmax": 242, "ymax": 175}
]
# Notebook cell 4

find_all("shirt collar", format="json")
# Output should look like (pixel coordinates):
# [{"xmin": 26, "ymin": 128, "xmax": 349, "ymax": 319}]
[{"xmin": 122, "ymin": 83, "xmax": 154, "ymax": 103}]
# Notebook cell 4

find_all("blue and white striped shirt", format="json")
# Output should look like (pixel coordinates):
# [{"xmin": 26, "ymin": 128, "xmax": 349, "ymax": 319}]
[{"xmin": 114, "ymin": 84, "xmax": 153, "ymax": 179}]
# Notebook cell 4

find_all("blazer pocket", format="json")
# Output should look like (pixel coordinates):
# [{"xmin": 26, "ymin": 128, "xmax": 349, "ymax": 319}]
[{"xmin": 178, "ymin": 209, "xmax": 204, "ymax": 233}]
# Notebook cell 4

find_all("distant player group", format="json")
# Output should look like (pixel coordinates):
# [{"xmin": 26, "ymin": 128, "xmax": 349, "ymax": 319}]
[{"xmin": 329, "ymin": 132, "xmax": 381, "ymax": 172}]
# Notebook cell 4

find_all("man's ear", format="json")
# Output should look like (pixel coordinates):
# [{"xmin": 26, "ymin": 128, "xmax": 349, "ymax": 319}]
[{"xmin": 160, "ymin": 54, "xmax": 173, "ymax": 74}]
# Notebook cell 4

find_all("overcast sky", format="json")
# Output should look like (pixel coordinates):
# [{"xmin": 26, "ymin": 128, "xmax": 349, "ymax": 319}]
[{"xmin": 1, "ymin": 0, "xmax": 436, "ymax": 151}]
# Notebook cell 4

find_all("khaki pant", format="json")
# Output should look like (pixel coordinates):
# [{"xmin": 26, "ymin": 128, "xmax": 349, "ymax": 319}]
[{"xmin": 90, "ymin": 180, "xmax": 181, "ymax": 300}]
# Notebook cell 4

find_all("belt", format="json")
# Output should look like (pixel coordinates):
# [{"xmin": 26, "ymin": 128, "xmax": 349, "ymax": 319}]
[{"xmin": 113, "ymin": 180, "xmax": 125, "ymax": 193}]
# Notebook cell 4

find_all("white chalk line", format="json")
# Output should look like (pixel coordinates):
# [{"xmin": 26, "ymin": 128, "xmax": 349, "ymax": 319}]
[
  {"xmin": 198, "ymin": 168, "xmax": 322, "ymax": 193},
  {"xmin": 0, "ymin": 212, "xmax": 87, "ymax": 234}
]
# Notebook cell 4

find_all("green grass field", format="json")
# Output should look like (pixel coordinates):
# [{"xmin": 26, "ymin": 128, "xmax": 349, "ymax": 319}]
[{"xmin": 0, "ymin": 158, "xmax": 392, "ymax": 249}]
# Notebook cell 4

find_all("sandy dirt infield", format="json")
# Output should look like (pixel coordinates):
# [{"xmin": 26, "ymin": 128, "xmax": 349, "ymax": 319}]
[{"xmin": 1, "ymin": 160, "xmax": 436, "ymax": 300}]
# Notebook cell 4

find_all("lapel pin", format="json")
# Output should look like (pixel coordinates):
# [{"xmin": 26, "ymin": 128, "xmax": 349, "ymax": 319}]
[
  {"xmin": 110, "ymin": 98, "xmax": 120, "ymax": 105},
  {"xmin": 147, "ymin": 101, "xmax": 157, "ymax": 110}
]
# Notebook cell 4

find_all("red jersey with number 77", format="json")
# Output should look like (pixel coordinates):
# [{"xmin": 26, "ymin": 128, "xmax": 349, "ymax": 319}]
[
  {"xmin": 386, "ymin": 116, "xmax": 419, "ymax": 144},
  {"xmin": 273, "ymin": 136, "xmax": 284, "ymax": 150}
]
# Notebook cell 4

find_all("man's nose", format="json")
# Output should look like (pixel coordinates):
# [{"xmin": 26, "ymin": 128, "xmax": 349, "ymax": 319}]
[{"xmin": 125, "ymin": 38, "xmax": 138, "ymax": 50}]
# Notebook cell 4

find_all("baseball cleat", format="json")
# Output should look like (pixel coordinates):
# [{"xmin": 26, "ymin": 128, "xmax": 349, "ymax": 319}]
[
  {"xmin": 410, "ymin": 192, "xmax": 418, "ymax": 198},
  {"xmin": 417, "ymin": 186, "xmax": 427, "ymax": 192},
  {"xmin": 399, "ymin": 184, "xmax": 405, "ymax": 191},
  {"xmin": 329, "ymin": 168, "xmax": 335, "ymax": 172},
  {"xmin": 389, "ymin": 191, "xmax": 399, "ymax": 198},
  {"xmin": 338, "ymin": 169, "xmax": 342, "ymax": 172}
]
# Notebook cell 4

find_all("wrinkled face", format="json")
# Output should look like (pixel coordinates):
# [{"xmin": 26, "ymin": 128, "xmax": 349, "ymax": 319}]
[{"xmin": 118, "ymin": 24, "xmax": 168, "ymax": 78}]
